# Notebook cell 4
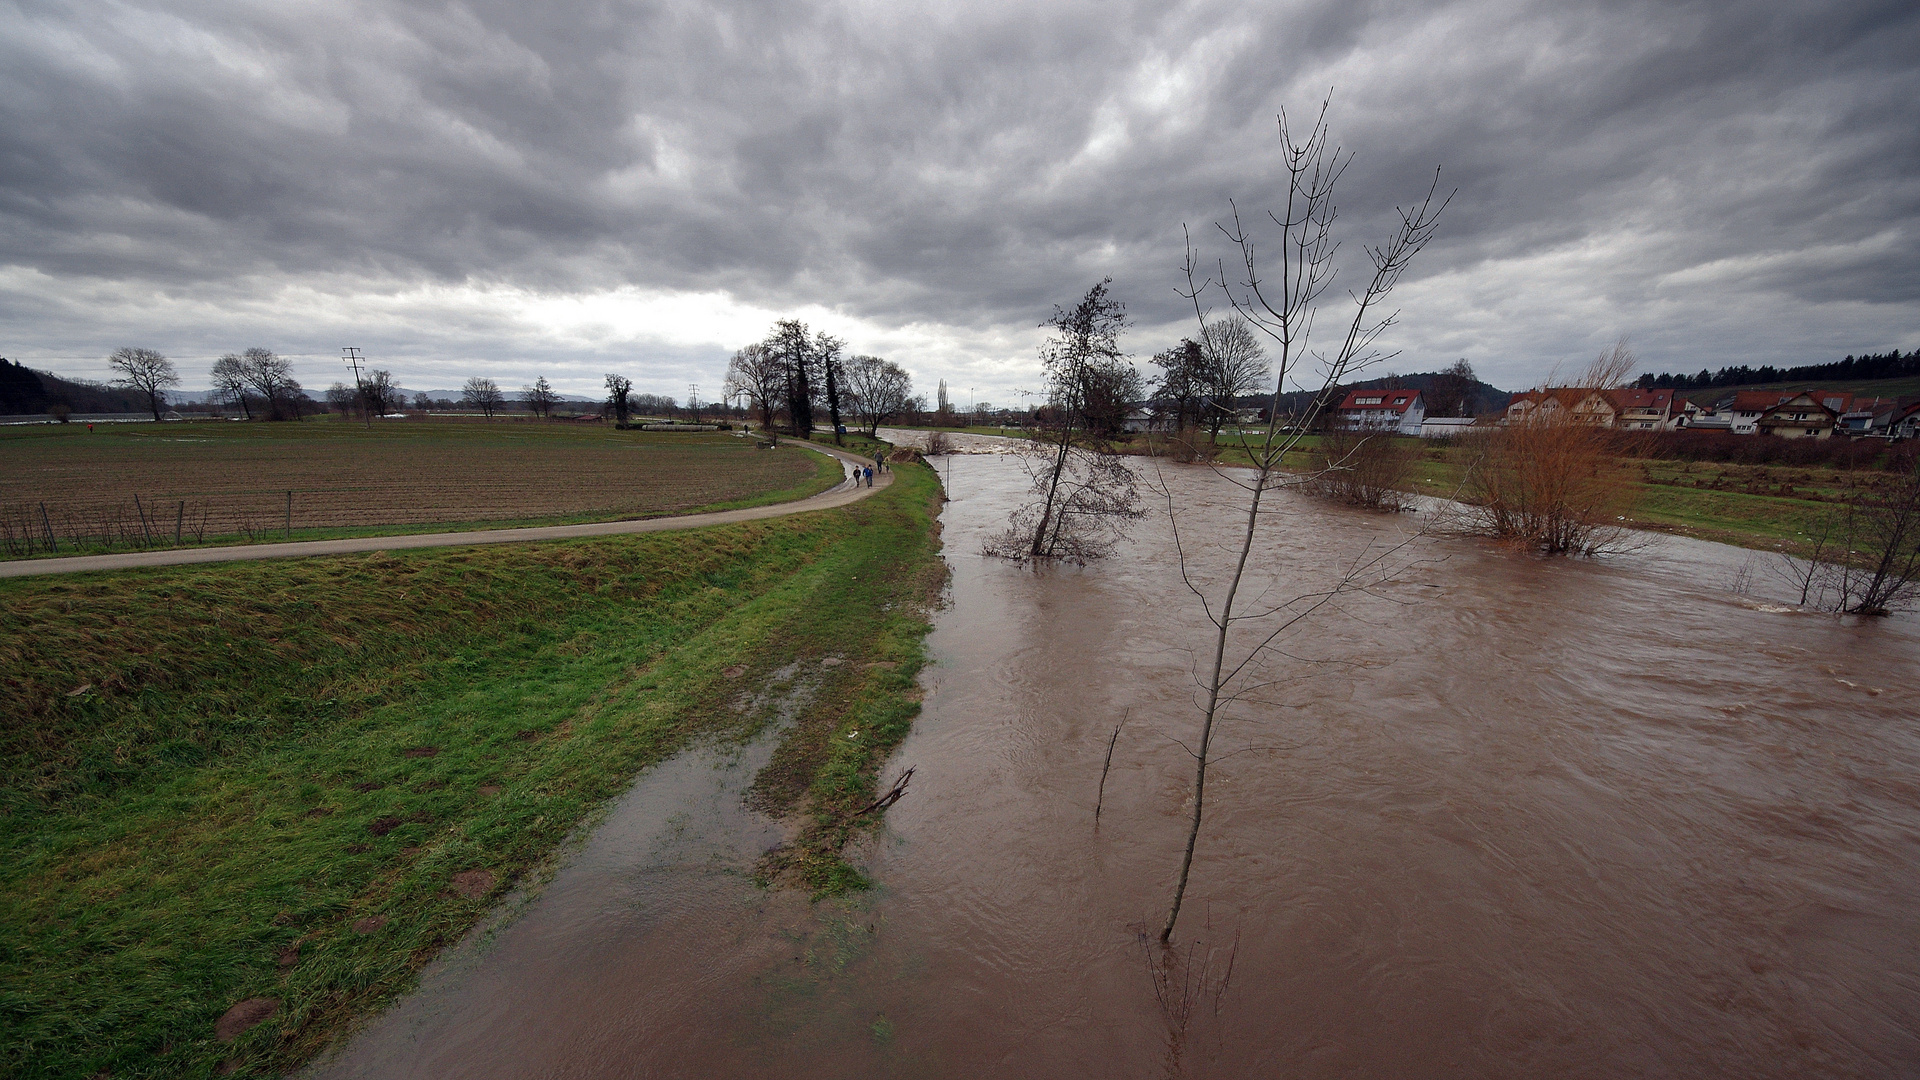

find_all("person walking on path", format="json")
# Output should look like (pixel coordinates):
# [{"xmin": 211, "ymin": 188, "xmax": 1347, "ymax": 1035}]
[{"xmin": 863, "ymin": 465, "xmax": 873, "ymax": 487}]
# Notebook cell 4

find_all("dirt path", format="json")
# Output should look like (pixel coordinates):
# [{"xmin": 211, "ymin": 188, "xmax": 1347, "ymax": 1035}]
[{"xmin": 0, "ymin": 442, "xmax": 891, "ymax": 579}]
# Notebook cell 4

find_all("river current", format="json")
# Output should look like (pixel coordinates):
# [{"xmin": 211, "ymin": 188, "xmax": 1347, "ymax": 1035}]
[{"xmin": 313, "ymin": 447, "xmax": 1920, "ymax": 1079}]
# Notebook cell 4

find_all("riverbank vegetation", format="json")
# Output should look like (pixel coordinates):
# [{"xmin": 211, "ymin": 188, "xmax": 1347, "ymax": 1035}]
[
  {"xmin": 0, "ymin": 422, "xmax": 844, "ymax": 560},
  {"xmin": 0, "ymin": 460, "xmax": 944, "ymax": 1078}
]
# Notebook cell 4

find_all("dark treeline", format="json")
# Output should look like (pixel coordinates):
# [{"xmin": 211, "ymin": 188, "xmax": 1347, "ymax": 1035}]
[
  {"xmin": 0, "ymin": 358, "xmax": 149, "ymax": 415},
  {"xmin": 1635, "ymin": 350, "xmax": 1920, "ymax": 391}
]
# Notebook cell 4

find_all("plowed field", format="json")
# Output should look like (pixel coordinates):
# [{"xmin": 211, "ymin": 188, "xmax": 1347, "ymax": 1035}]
[{"xmin": 0, "ymin": 420, "xmax": 835, "ymax": 552}]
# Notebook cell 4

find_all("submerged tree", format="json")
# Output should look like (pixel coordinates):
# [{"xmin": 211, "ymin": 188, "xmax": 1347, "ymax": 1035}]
[
  {"xmin": 1156, "ymin": 103, "xmax": 1449, "ymax": 944},
  {"xmin": 985, "ymin": 279, "xmax": 1146, "ymax": 562}
]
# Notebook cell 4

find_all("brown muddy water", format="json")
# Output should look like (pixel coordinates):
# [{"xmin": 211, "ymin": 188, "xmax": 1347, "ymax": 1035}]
[{"xmin": 310, "ymin": 453, "xmax": 1920, "ymax": 1079}]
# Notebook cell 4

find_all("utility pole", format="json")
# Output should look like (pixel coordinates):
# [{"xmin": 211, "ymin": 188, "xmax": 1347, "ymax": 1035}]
[
  {"xmin": 342, "ymin": 347, "xmax": 371, "ymax": 430},
  {"xmin": 688, "ymin": 383, "xmax": 700, "ymax": 423}
]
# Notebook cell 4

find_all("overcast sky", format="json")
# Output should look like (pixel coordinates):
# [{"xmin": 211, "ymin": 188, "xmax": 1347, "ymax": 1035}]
[{"xmin": 3, "ymin": 0, "xmax": 1916, "ymax": 403}]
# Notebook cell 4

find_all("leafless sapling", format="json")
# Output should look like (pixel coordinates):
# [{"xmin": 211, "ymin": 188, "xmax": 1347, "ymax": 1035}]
[{"xmin": 1155, "ymin": 101, "xmax": 1450, "ymax": 944}]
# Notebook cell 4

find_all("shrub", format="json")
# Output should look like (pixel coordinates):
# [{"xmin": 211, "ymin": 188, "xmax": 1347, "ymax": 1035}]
[{"xmin": 1310, "ymin": 430, "xmax": 1415, "ymax": 511}]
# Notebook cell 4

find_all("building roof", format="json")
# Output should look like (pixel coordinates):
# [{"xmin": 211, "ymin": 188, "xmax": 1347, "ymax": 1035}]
[
  {"xmin": 1729, "ymin": 390, "xmax": 1797, "ymax": 413},
  {"xmin": 1508, "ymin": 388, "xmax": 1616, "ymax": 413},
  {"xmin": 1757, "ymin": 394, "xmax": 1840, "ymax": 421},
  {"xmin": 1335, "ymin": 389, "xmax": 1421, "ymax": 414},
  {"xmin": 1607, "ymin": 388, "xmax": 1676, "ymax": 413}
]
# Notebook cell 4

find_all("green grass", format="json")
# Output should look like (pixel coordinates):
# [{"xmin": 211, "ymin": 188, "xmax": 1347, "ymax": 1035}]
[{"xmin": 0, "ymin": 456, "xmax": 944, "ymax": 1078}]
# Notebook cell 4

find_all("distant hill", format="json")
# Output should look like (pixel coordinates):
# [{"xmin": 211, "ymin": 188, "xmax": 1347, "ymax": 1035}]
[{"xmin": 0, "ymin": 359, "xmax": 149, "ymax": 414}]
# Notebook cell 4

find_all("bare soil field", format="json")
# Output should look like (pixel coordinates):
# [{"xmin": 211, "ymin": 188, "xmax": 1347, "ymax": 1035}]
[{"xmin": 0, "ymin": 419, "xmax": 835, "ymax": 555}]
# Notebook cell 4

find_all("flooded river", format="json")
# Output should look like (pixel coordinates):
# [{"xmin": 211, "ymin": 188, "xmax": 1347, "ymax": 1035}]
[{"xmin": 314, "ymin": 451, "xmax": 1920, "ymax": 1079}]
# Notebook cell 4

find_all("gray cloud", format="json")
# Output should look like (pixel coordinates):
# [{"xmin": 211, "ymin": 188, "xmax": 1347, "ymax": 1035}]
[{"xmin": 2, "ymin": 0, "xmax": 1916, "ymax": 398}]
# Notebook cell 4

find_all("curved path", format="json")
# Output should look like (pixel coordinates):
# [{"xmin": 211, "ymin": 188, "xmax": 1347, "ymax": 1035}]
[{"xmin": 0, "ymin": 442, "xmax": 890, "ymax": 579}]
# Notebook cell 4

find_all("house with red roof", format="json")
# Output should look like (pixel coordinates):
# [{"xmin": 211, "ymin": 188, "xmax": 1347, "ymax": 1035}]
[
  {"xmin": 1332, "ymin": 388, "xmax": 1425, "ymax": 434},
  {"xmin": 1607, "ymin": 388, "xmax": 1683, "ymax": 430}
]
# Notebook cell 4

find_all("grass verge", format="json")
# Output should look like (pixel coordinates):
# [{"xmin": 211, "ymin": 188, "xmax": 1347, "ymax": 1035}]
[{"xmin": 0, "ymin": 457, "xmax": 943, "ymax": 1079}]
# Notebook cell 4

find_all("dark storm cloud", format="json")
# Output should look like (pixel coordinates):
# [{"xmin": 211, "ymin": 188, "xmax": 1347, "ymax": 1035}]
[{"xmin": 1, "ymin": 0, "xmax": 1916, "ymax": 393}]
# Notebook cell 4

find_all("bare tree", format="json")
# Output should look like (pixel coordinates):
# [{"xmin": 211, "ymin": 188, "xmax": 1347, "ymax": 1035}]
[
  {"xmin": 1427, "ymin": 357, "xmax": 1476, "ymax": 418},
  {"xmin": 1198, "ymin": 313, "xmax": 1268, "ymax": 438},
  {"xmin": 239, "ymin": 348, "xmax": 300, "ymax": 421},
  {"xmin": 604, "ymin": 373, "xmax": 633, "ymax": 426},
  {"xmin": 326, "ymin": 382, "xmax": 356, "ymax": 417},
  {"xmin": 360, "ymin": 369, "xmax": 401, "ymax": 417},
  {"xmin": 210, "ymin": 354, "xmax": 252, "ymax": 419},
  {"xmin": 724, "ymin": 343, "xmax": 783, "ymax": 438},
  {"xmin": 521, "ymin": 376, "xmax": 558, "ymax": 419},
  {"xmin": 985, "ymin": 279, "xmax": 1147, "ymax": 562},
  {"xmin": 463, "ymin": 377, "xmax": 505, "ymax": 418},
  {"xmin": 108, "ymin": 347, "xmax": 178, "ymax": 420},
  {"xmin": 1827, "ymin": 456, "xmax": 1920, "ymax": 615},
  {"xmin": 1155, "ymin": 102, "xmax": 1449, "ymax": 944},
  {"xmin": 842, "ymin": 354, "xmax": 913, "ymax": 435}
]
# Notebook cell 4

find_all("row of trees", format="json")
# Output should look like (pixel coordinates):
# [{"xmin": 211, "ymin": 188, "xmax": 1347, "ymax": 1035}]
[
  {"xmin": 722, "ymin": 321, "xmax": 916, "ymax": 442},
  {"xmin": 1635, "ymin": 349, "xmax": 1920, "ymax": 391}
]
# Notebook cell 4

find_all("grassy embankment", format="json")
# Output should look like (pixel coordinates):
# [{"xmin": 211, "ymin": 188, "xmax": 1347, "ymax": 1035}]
[
  {"xmin": 0, "ymin": 422, "xmax": 844, "ymax": 560},
  {"xmin": 0, "ymin": 457, "xmax": 944, "ymax": 1078}
]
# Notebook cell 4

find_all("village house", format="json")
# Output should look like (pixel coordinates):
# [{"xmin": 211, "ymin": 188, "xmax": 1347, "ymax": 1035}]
[
  {"xmin": 1838, "ymin": 397, "xmax": 1900, "ymax": 435},
  {"xmin": 1607, "ymin": 387, "xmax": 1683, "ymax": 430},
  {"xmin": 1504, "ymin": 388, "xmax": 1617, "ymax": 427},
  {"xmin": 1889, "ymin": 400, "xmax": 1920, "ymax": 440},
  {"xmin": 1755, "ymin": 392, "xmax": 1841, "ymax": 438},
  {"xmin": 1723, "ymin": 390, "xmax": 1794, "ymax": 434},
  {"xmin": 1332, "ymin": 388, "xmax": 1425, "ymax": 434}
]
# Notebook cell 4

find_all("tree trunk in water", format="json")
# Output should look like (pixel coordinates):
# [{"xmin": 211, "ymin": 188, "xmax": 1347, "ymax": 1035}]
[{"xmin": 1161, "ymin": 470, "xmax": 1269, "ymax": 943}]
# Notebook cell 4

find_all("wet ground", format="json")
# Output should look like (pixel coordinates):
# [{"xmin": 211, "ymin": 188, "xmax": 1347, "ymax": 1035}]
[{"xmin": 311, "ymin": 452, "xmax": 1920, "ymax": 1079}]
